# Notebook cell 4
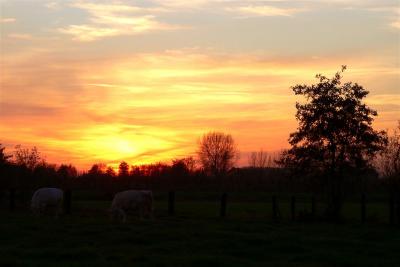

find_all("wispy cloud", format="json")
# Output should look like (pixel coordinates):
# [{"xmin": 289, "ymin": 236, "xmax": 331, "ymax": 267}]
[
  {"xmin": 1, "ymin": 0, "xmax": 399, "ymax": 168},
  {"xmin": 2, "ymin": 47, "xmax": 398, "ymax": 168},
  {"xmin": 389, "ymin": 8, "xmax": 400, "ymax": 29},
  {"xmin": 365, "ymin": 6, "xmax": 400, "ymax": 30},
  {"xmin": 390, "ymin": 20, "xmax": 400, "ymax": 29},
  {"xmin": 7, "ymin": 33, "xmax": 33, "ymax": 40},
  {"xmin": 44, "ymin": 1, "xmax": 63, "ymax": 10},
  {"xmin": 0, "ymin": 102, "xmax": 61, "ymax": 117},
  {"xmin": 54, "ymin": 0, "xmax": 400, "ymax": 41},
  {"xmin": 59, "ymin": 1, "xmax": 181, "ymax": 41},
  {"xmin": 1, "ymin": 17, "xmax": 16, "ymax": 23},
  {"xmin": 151, "ymin": 0, "xmax": 211, "ymax": 9},
  {"xmin": 227, "ymin": 5, "xmax": 306, "ymax": 17}
]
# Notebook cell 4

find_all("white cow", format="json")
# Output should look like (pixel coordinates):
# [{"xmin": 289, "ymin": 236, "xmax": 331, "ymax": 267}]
[
  {"xmin": 31, "ymin": 187, "xmax": 63, "ymax": 217},
  {"xmin": 110, "ymin": 190, "xmax": 153, "ymax": 222}
]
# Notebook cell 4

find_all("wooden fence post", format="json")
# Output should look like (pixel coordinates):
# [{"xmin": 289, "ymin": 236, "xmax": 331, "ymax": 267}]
[
  {"xmin": 220, "ymin": 193, "xmax": 227, "ymax": 217},
  {"xmin": 291, "ymin": 196, "xmax": 296, "ymax": 221},
  {"xmin": 396, "ymin": 196, "xmax": 400, "ymax": 225},
  {"xmin": 9, "ymin": 188, "xmax": 15, "ymax": 212},
  {"xmin": 168, "ymin": 191, "xmax": 175, "ymax": 216},
  {"xmin": 63, "ymin": 190, "xmax": 72, "ymax": 215},
  {"xmin": 361, "ymin": 193, "xmax": 366, "ymax": 224},
  {"xmin": 272, "ymin": 195, "xmax": 279, "ymax": 221}
]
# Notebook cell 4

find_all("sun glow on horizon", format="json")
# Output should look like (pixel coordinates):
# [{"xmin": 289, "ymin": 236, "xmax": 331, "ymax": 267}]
[{"xmin": 0, "ymin": 0, "xmax": 399, "ymax": 170}]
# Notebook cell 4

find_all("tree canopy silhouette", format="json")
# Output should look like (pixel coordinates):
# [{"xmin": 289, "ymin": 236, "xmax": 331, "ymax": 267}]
[
  {"xmin": 0, "ymin": 144, "xmax": 12, "ymax": 166},
  {"xmin": 118, "ymin": 161, "xmax": 129, "ymax": 177},
  {"xmin": 197, "ymin": 132, "xmax": 237, "ymax": 180},
  {"xmin": 13, "ymin": 145, "xmax": 41, "ymax": 170},
  {"xmin": 248, "ymin": 149, "xmax": 268, "ymax": 168},
  {"xmin": 278, "ymin": 66, "xmax": 387, "ymax": 217},
  {"xmin": 379, "ymin": 121, "xmax": 400, "ymax": 178},
  {"xmin": 379, "ymin": 122, "xmax": 400, "ymax": 195}
]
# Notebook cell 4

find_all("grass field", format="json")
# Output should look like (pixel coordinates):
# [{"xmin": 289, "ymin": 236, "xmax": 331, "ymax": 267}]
[{"xmin": 1, "ymin": 195, "xmax": 400, "ymax": 267}]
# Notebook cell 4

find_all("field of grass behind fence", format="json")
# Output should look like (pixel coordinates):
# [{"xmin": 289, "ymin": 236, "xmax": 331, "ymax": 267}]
[{"xmin": 1, "ymin": 190, "xmax": 397, "ymax": 224}]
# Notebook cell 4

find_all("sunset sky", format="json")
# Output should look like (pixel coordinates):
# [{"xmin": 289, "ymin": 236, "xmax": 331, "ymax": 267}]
[{"xmin": 1, "ymin": 0, "xmax": 399, "ymax": 170}]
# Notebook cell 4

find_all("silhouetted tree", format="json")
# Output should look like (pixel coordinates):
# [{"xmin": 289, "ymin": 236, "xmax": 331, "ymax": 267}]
[
  {"xmin": 171, "ymin": 158, "xmax": 193, "ymax": 186},
  {"xmin": 182, "ymin": 157, "xmax": 196, "ymax": 173},
  {"xmin": 197, "ymin": 132, "xmax": 237, "ymax": 185},
  {"xmin": 378, "ymin": 122, "xmax": 400, "ymax": 195},
  {"xmin": 0, "ymin": 144, "xmax": 13, "ymax": 192},
  {"xmin": 248, "ymin": 149, "xmax": 268, "ymax": 168},
  {"xmin": 118, "ymin": 161, "xmax": 129, "ymax": 177},
  {"xmin": 32, "ymin": 162, "xmax": 58, "ymax": 188},
  {"xmin": 172, "ymin": 157, "xmax": 196, "ymax": 175},
  {"xmin": 88, "ymin": 163, "xmax": 105, "ymax": 176},
  {"xmin": 0, "ymin": 144, "xmax": 12, "ymax": 166},
  {"xmin": 13, "ymin": 145, "xmax": 41, "ymax": 170},
  {"xmin": 278, "ymin": 66, "xmax": 387, "ymax": 218},
  {"xmin": 58, "ymin": 164, "xmax": 78, "ymax": 179},
  {"xmin": 105, "ymin": 166, "xmax": 116, "ymax": 177},
  {"xmin": 172, "ymin": 158, "xmax": 189, "ymax": 174},
  {"xmin": 57, "ymin": 164, "xmax": 78, "ymax": 188},
  {"xmin": 130, "ymin": 165, "xmax": 141, "ymax": 177},
  {"xmin": 379, "ymin": 121, "xmax": 400, "ymax": 178}
]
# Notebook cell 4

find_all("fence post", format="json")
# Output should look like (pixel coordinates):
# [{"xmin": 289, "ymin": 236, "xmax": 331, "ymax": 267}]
[
  {"xmin": 63, "ymin": 190, "xmax": 72, "ymax": 215},
  {"xmin": 311, "ymin": 196, "xmax": 316, "ymax": 219},
  {"xmin": 272, "ymin": 195, "xmax": 279, "ymax": 221},
  {"xmin": 9, "ymin": 188, "xmax": 15, "ymax": 212},
  {"xmin": 220, "ymin": 193, "xmax": 227, "ymax": 217},
  {"xmin": 361, "ymin": 193, "xmax": 366, "ymax": 224},
  {"xmin": 291, "ymin": 196, "xmax": 296, "ymax": 221},
  {"xmin": 168, "ymin": 191, "xmax": 175, "ymax": 216},
  {"xmin": 396, "ymin": 196, "xmax": 400, "ymax": 225},
  {"xmin": 389, "ymin": 195, "xmax": 395, "ymax": 225}
]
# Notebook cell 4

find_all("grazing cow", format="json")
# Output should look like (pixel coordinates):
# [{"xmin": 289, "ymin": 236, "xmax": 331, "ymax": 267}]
[
  {"xmin": 31, "ymin": 187, "xmax": 63, "ymax": 217},
  {"xmin": 110, "ymin": 190, "xmax": 153, "ymax": 222}
]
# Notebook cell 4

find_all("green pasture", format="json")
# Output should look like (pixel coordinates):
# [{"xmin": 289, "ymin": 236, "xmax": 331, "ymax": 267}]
[{"xmin": 1, "ymin": 193, "xmax": 399, "ymax": 266}]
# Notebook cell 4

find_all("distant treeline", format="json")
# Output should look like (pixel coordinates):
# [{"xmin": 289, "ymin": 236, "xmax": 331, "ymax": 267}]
[
  {"xmin": 0, "ymin": 144, "xmax": 389, "ymax": 198},
  {"xmin": 1, "ymin": 68, "xmax": 399, "ymax": 210}
]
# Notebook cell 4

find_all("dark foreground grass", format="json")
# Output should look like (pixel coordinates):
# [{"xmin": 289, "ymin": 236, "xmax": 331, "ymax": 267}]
[{"xmin": 1, "ymin": 204, "xmax": 399, "ymax": 267}]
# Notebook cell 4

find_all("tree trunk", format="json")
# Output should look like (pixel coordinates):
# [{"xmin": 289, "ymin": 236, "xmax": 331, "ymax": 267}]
[{"xmin": 325, "ymin": 173, "xmax": 343, "ymax": 221}]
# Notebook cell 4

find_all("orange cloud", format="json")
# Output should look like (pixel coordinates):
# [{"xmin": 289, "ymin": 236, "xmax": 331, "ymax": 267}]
[
  {"xmin": 59, "ymin": 2, "xmax": 182, "ymax": 41},
  {"xmin": 7, "ymin": 33, "xmax": 33, "ymax": 40},
  {"xmin": 227, "ymin": 5, "xmax": 306, "ymax": 17},
  {"xmin": 1, "ymin": 17, "xmax": 16, "ymax": 23},
  {"xmin": 1, "ymin": 48, "xmax": 399, "ymax": 169},
  {"xmin": 390, "ymin": 9, "xmax": 400, "ymax": 29}
]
